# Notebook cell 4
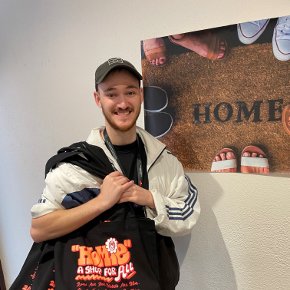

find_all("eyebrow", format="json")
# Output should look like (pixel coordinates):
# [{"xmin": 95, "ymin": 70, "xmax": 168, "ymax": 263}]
[
  {"xmin": 126, "ymin": 85, "xmax": 139, "ymax": 89},
  {"xmin": 103, "ymin": 85, "xmax": 139, "ymax": 93}
]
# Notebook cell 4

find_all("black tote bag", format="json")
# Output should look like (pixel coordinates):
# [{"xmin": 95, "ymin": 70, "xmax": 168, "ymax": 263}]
[
  {"xmin": 54, "ymin": 211, "xmax": 160, "ymax": 289},
  {"xmin": 10, "ymin": 205, "xmax": 161, "ymax": 290},
  {"xmin": 10, "ymin": 141, "xmax": 179, "ymax": 289}
]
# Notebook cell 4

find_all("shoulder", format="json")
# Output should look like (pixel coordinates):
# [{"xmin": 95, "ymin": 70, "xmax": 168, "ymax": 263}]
[
  {"xmin": 137, "ymin": 126, "xmax": 183, "ymax": 168},
  {"xmin": 136, "ymin": 127, "xmax": 165, "ymax": 147},
  {"xmin": 86, "ymin": 127, "xmax": 104, "ymax": 146},
  {"xmin": 46, "ymin": 162, "xmax": 101, "ymax": 187}
]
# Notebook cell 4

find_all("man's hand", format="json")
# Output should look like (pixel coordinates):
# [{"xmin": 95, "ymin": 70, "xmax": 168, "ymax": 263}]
[
  {"xmin": 119, "ymin": 184, "xmax": 155, "ymax": 209},
  {"xmin": 98, "ymin": 171, "xmax": 134, "ymax": 210}
]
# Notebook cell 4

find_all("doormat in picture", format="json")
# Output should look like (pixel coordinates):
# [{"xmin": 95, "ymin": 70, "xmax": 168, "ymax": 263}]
[{"xmin": 141, "ymin": 15, "xmax": 290, "ymax": 175}]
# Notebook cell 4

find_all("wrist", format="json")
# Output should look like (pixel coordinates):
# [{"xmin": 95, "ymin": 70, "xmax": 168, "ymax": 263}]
[
  {"xmin": 89, "ymin": 195, "xmax": 109, "ymax": 216},
  {"xmin": 147, "ymin": 190, "xmax": 155, "ymax": 209}
]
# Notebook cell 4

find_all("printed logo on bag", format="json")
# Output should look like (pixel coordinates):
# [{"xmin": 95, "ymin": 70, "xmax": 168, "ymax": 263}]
[{"xmin": 72, "ymin": 237, "xmax": 140, "ymax": 289}]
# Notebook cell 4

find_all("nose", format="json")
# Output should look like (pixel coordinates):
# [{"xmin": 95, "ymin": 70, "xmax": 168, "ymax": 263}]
[{"xmin": 117, "ymin": 94, "xmax": 129, "ymax": 109}]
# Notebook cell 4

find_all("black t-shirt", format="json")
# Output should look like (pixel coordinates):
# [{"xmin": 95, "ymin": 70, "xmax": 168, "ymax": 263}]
[
  {"xmin": 105, "ymin": 134, "xmax": 148, "ymax": 190},
  {"xmin": 113, "ymin": 140, "xmax": 138, "ymax": 182},
  {"xmin": 113, "ymin": 139, "xmax": 148, "ymax": 216}
]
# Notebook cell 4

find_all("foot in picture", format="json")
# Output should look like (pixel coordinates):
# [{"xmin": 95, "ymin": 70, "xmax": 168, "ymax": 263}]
[
  {"xmin": 143, "ymin": 38, "xmax": 167, "ymax": 66},
  {"xmin": 144, "ymin": 111, "xmax": 173, "ymax": 138},
  {"xmin": 211, "ymin": 148, "xmax": 237, "ymax": 173},
  {"xmin": 168, "ymin": 30, "xmax": 227, "ymax": 60},
  {"xmin": 272, "ymin": 16, "xmax": 290, "ymax": 61},
  {"xmin": 282, "ymin": 104, "xmax": 290, "ymax": 135},
  {"xmin": 240, "ymin": 145, "xmax": 269, "ymax": 174},
  {"xmin": 237, "ymin": 19, "xmax": 270, "ymax": 44},
  {"xmin": 143, "ymin": 86, "xmax": 168, "ymax": 112}
]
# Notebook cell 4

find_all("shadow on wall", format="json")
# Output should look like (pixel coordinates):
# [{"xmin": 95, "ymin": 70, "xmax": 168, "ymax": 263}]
[
  {"xmin": 0, "ymin": 259, "xmax": 6, "ymax": 290},
  {"xmin": 173, "ymin": 173, "xmax": 238, "ymax": 290}
]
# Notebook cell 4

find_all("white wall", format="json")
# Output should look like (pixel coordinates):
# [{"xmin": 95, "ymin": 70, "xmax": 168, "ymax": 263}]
[{"xmin": 1, "ymin": 0, "xmax": 290, "ymax": 289}]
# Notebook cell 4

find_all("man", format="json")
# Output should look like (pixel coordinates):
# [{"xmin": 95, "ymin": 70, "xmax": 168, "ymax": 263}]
[{"xmin": 30, "ymin": 57, "xmax": 200, "ymax": 288}]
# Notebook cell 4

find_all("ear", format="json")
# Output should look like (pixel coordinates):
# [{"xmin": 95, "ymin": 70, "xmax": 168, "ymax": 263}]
[
  {"xmin": 140, "ymin": 87, "xmax": 144, "ymax": 104},
  {"xmin": 94, "ymin": 91, "xmax": 101, "ymax": 108}
]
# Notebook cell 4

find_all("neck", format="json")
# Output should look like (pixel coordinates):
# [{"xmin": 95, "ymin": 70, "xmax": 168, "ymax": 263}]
[{"xmin": 103, "ymin": 126, "xmax": 137, "ymax": 145}]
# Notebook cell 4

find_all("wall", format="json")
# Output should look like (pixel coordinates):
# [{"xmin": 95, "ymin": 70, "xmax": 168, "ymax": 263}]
[{"xmin": 1, "ymin": 0, "xmax": 290, "ymax": 289}]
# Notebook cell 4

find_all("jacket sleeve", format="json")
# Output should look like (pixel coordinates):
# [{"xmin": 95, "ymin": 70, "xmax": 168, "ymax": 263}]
[
  {"xmin": 146, "ymin": 150, "xmax": 200, "ymax": 237},
  {"xmin": 31, "ymin": 163, "xmax": 102, "ymax": 218}
]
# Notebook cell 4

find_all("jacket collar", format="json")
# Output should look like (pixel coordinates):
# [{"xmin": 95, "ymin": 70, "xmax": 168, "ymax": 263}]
[{"xmin": 86, "ymin": 126, "xmax": 166, "ymax": 170}]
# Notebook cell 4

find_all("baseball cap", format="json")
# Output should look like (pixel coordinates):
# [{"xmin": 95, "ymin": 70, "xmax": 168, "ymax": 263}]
[{"xmin": 95, "ymin": 57, "xmax": 142, "ymax": 86}]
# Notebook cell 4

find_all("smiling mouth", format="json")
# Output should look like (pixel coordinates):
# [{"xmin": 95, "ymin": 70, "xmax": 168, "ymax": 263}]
[{"xmin": 114, "ymin": 109, "xmax": 132, "ymax": 115}]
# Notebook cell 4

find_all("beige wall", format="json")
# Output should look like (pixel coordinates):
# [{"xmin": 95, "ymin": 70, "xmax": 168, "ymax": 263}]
[{"xmin": 1, "ymin": 0, "xmax": 290, "ymax": 289}]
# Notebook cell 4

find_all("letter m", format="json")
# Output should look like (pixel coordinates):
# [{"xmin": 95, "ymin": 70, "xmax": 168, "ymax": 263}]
[{"xmin": 236, "ymin": 100, "xmax": 263, "ymax": 122}]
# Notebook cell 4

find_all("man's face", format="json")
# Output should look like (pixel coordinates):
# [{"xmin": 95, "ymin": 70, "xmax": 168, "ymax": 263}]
[{"xmin": 94, "ymin": 69, "xmax": 143, "ymax": 134}]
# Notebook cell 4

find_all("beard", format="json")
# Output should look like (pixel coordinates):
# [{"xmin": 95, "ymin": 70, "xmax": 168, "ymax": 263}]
[{"xmin": 102, "ymin": 105, "xmax": 141, "ymax": 133}]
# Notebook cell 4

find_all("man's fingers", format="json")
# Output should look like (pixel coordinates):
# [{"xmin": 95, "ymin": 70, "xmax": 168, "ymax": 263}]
[
  {"xmin": 104, "ymin": 171, "xmax": 129, "ymax": 185},
  {"xmin": 119, "ymin": 194, "xmax": 133, "ymax": 204},
  {"xmin": 107, "ymin": 171, "xmax": 123, "ymax": 177},
  {"xmin": 121, "ymin": 180, "xmax": 135, "ymax": 190}
]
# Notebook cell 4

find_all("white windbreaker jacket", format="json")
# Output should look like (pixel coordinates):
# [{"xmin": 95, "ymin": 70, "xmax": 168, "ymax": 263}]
[{"xmin": 31, "ymin": 127, "xmax": 200, "ymax": 237}]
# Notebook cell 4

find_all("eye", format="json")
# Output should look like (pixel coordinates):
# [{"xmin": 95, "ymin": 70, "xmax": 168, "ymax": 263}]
[
  {"xmin": 127, "ymin": 90, "xmax": 136, "ymax": 96},
  {"xmin": 106, "ymin": 93, "xmax": 116, "ymax": 98}
]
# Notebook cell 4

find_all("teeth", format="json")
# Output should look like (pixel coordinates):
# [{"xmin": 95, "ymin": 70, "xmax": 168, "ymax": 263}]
[{"xmin": 117, "ymin": 110, "xmax": 130, "ymax": 115}]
